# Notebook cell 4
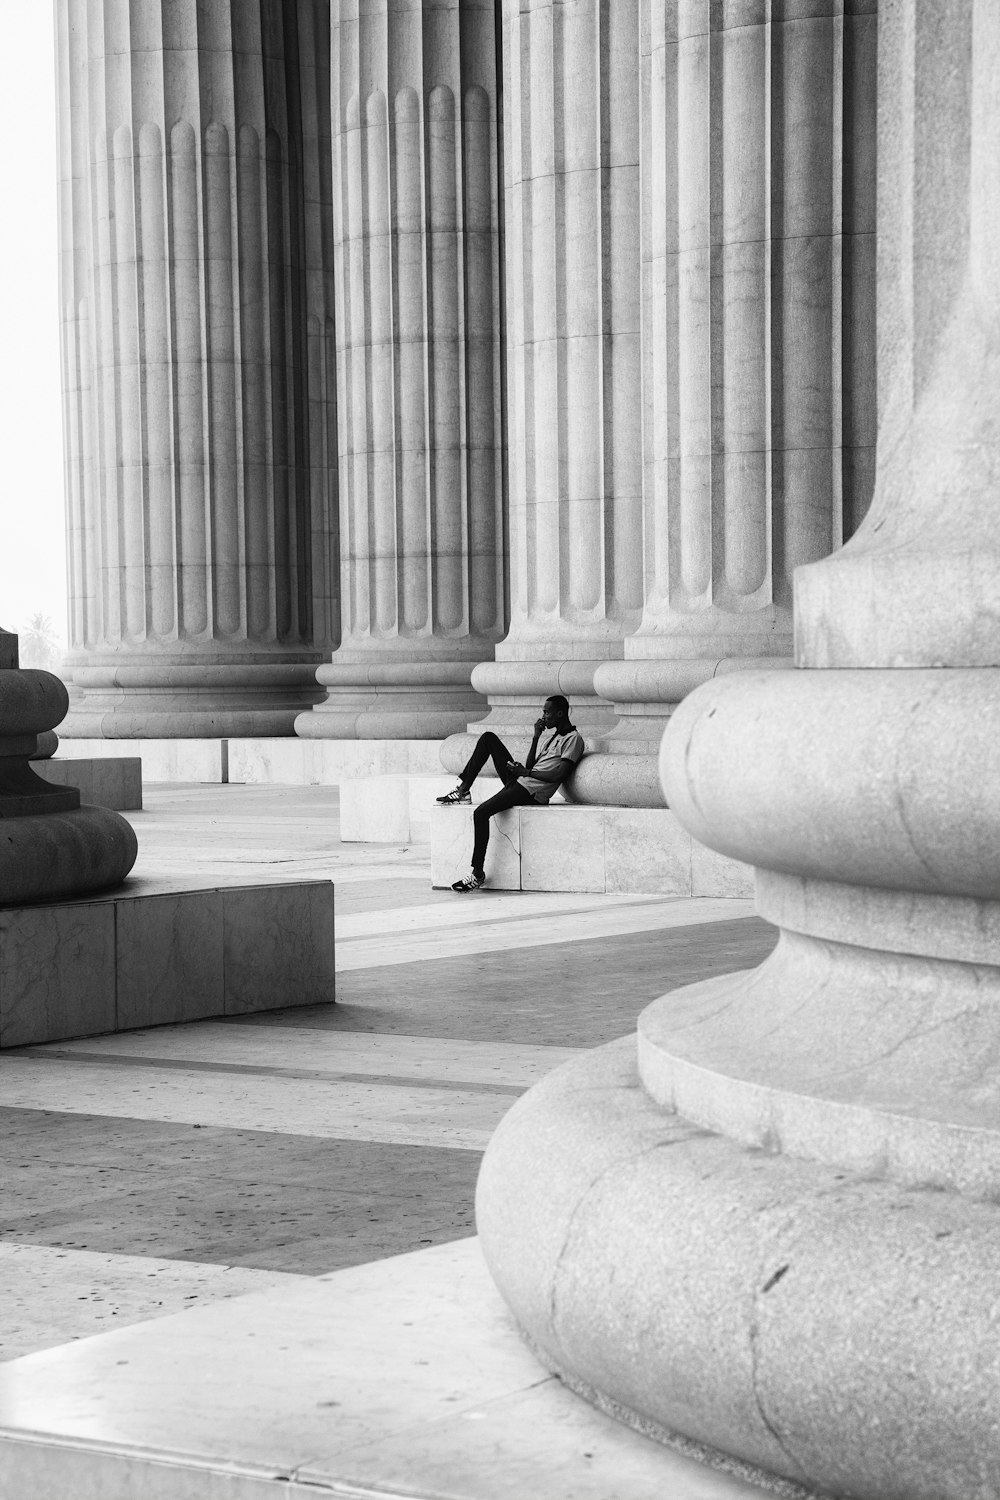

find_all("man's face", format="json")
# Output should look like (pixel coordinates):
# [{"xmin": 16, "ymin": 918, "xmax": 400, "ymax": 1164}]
[{"xmin": 541, "ymin": 699, "xmax": 560, "ymax": 727}]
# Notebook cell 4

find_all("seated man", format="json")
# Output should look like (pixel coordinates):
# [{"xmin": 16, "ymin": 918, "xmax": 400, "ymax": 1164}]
[{"xmin": 437, "ymin": 695, "xmax": 585, "ymax": 892}]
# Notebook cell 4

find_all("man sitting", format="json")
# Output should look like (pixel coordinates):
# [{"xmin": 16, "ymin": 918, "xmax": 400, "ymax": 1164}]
[{"xmin": 437, "ymin": 695, "xmax": 585, "ymax": 892}]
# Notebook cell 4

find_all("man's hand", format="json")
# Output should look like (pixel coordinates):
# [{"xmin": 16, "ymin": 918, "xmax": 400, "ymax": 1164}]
[
  {"xmin": 507, "ymin": 760, "xmax": 525, "ymax": 776},
  {"xmin": 533, "ymin": 717, "xmax": 546, "ymax": 736}
]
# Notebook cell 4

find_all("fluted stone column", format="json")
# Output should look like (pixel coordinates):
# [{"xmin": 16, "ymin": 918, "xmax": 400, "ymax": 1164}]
[
  {"xmin": 295, "ymin": 0, "xmax": 505, "ymax": 740},
  {"xmin": 464, "ymin": 0, "xmax": 644, "ymax": 741},
  {"xmin": 479, "ymin": 6, "xmax": 1000, "ymax": 1496},
  {"xmin": 57, "ymin": 0, "xmax": 337, "ymax": 738},
  {"xmin": 593, "ymin": 0, "xmax": 878, "ymax": 752}
]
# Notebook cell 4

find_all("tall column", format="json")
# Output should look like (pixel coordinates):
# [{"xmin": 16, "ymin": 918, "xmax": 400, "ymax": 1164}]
[
  {"xmin": 296, "ymin": 0, "xmax": 505, "ymax": 740},
  {"xmin": 592, "ymin": 0, "xmax": 878, "ymax": 751},
  {"xmin": 57, "ymin": 0, "xmax": 337, "ymax": 738},
  {"xmin": 479, "ymin": 4, "xmax": 1000, "ymax": 1496},
  {"xmin": 465, "ymin": 0, "xmax": 644, "ymax": 740}
]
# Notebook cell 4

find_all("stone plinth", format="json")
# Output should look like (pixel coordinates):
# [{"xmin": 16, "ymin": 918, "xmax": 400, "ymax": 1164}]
[
  {"xmin": 55, "ymin": 2, "xmax": 337, "ymax": 736},
  {"xmin": 0, "ymin": 877, "xmax": 334, "ymax": 1048},
  {"xmin": 36, "ymin": 758, "xmax": 142, "ymax": 812},
  {"xmin": 0, "ymin": 668, "xmax": 136, "ymax": 907},
  {"xmin": 51, "ymin": 738, "xmax": 446, "ymax": 787},
  {"xmin": 431, "ymin": 805, "xmax": 751, "ymax": 898}
]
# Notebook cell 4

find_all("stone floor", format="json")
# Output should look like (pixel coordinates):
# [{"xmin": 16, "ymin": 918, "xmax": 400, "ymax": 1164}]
[{"xmin": 0, "ymin": 784, "xmax": 778, "ymax": 1362}]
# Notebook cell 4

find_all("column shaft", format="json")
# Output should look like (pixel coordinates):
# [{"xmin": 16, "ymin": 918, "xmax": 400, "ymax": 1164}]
[
  {"xmin": 297, "ymin": 0, "xmax": 505, "ymax": 740},
  {"xmin": 58, "ymin": 0, "xmax": 337, "ymax": 737},
  {"xmin": 593, "ymin": 0, "xmax": 878, "ymax": 746},
  {"xmin": 463, "ymin": 0, "xmax": 642, "ymax": 740}
]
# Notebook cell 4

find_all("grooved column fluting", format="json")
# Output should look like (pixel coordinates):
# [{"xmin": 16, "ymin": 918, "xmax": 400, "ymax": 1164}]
[
  {"xmin": 465, "ymin": 0, "xmax": 643, "ymax": 739},
  {"xmin": 57, "ymin": 0, "xmax": 337, "ymax": 738},
  {"xmin": 296, "ymin": 0, "xmax": 504, "ymax": 740},
  {"xmin": 592, "ymin": 0, "xmax": 878, "ymax": 749}
]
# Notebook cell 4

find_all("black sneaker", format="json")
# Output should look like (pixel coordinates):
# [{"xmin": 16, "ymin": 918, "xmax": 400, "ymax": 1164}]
[
  {"xmin": 437, "ymin": 784, "xmax": 471, "ymax": 804},
  {"xmin": 451, "ymin": 870, "xmax": 486, "ymax": 892}
]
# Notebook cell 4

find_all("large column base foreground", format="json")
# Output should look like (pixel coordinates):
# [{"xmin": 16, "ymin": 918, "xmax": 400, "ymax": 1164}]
[{"xmin": 477, "ymin": 1040, "xmax": 1000, "ymax": 1500}]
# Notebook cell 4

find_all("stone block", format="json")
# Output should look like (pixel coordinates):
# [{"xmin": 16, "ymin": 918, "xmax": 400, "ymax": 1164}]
[
  {"xmin": 54, "ymin": 739, "xmax": 225, "ymax": 782},
  {"xmin": 430, "ymin": 802, "xmax": 755, "ymax": 896},
  {"xmin": 222, "ymin": 882, "xmax": 335, "ymax": 1014},
  {"xmin": 605, "ymin": 809, "xmax": 693, "ymax": 895},
  {"xmin": 0, "ymin": 902, "xmax": 116, "ymax": 1047},
  {"xmin": 691, "ymin": 838, "xmax": 755, "ymax": 898},
  {"xmin": 340, "ymin": 775, "xmax": 412, "ymax": 842},
  {"xmin": 40, "ymin": 757, "xmax": 143, "ymax": 811},
  {"xmin": 115, "ymin": 890, "xmax": 223, "ymax": 1030},
  {"xmin": 228, "ymin": 738, "xmax": 446, "ymax": 786},
  {"xmin": 520, "ymin": 807, "xmax": 606, "ymax": 892},
  {"xmin": 430, "ymin": 805, "xmax": 521, "ymax": 890}
]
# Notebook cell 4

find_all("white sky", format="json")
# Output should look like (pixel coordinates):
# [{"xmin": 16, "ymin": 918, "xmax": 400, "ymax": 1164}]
[{"xmin": 0, "ymin": 3, "xmax": 66, "ymax": 642}]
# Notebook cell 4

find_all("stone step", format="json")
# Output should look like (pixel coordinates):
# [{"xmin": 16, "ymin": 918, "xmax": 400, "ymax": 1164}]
[
  {"xmin": 431, "ymin": 803, "xmax": 753, "ymax": 897},
  {"xmin": 0, "ymin": 1237, "xmax": 767, "ymax": 1500}
]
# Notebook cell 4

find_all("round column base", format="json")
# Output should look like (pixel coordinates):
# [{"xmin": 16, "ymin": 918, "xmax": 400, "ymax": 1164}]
[
  {"xmin": 295, "ymin": 659, "xmax": 488, "ymax": 740},
  {"xmin": 58, "ymin": 662, "xmax": 326, "ymax": 739},
  {"xmin": 477, "ymin": 1039, "xmax": 1000, "ymax": 1500},
  {"xmin": 0, "ymin": 804, "xmax": 138, "ymax": 906}
]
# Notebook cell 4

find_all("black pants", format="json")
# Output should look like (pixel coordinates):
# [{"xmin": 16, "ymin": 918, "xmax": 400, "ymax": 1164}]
[{"xmin": 461, "ymin": 732, "xmax": 534, "ymax": 876}]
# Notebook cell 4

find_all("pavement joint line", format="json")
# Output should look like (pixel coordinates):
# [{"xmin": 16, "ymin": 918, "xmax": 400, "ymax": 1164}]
[{"xmin": 8, "ymin": 1051, "xmax": 529, "ymax": 1097}]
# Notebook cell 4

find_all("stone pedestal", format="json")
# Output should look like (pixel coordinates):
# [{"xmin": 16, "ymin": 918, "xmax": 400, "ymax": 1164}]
[
  {"xmin": 295, "ymin": 0, "xmax": 504, "ymax": 740},
  {"xmin": 477, "ymin": 6, "xmax": 1000, "ymax": 1496},
  {"xmin": 0, "ymin": 638, "xmax": 136, "ymax": 906},
  {"xmin": 56, "ymin": 1, "xmax": 337, "ymax": 737}
]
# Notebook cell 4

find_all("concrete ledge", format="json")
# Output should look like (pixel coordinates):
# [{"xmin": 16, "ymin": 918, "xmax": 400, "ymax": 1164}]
[
  {"xmin": 341, "ymin": 774, "xmax": 503, "ymax": 843},
  {"xmin": 54, "ymin": 738, "xmax": 445, "ymax": 785},
  {"xmin": 0, "ymin": 878, "xmax": 334, "ymax": 1047},
  {"xmin": 0, "ymin": 1238, "xmax": 769, "ymax": 1500},
  {"xmin": 40, "ymin": 757, "xmax": 142, "ymax": 811},
  {"xmin": 431, "ymin": 804, "xmax": 753, "ymax": 897}
]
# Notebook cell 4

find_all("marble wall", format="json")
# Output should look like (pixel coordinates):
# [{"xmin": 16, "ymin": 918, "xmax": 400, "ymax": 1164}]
[{"xmin": 57, "ymin": 0, "xmax": 337, "ymax": 736}]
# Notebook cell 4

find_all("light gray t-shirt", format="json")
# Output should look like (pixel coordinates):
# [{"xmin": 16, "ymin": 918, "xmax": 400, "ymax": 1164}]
[{"xmin": 517, "ymin": 728, "xmax": 585, "ymax": 803}]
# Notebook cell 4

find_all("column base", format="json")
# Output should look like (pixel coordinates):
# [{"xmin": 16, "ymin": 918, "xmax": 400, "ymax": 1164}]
[
  {"xmin": 295, "ymin": 659, "xmax": 487, "ymax": 740},
  {"xmin": 0, "ymin": 805, "xmax": 137, "ymax": 907},
  {"xmin": 477, "ymin": 1037, "xmax": 1000, "ymax": 1500},
  {"xmin": 60, "ymin": 661, "xmax": 326, "ymax": 739}
]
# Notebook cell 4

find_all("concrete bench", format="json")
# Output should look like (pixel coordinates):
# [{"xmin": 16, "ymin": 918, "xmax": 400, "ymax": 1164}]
[{"xmin": 430, "ymin": 802, "xmax": 753, "ymax": 897}]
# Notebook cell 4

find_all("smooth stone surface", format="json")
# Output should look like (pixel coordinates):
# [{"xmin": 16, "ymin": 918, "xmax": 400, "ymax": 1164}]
[
  {"xmin": 660, "ymin": 668, "xmax": 1000, "ymax": 901},
  {"xmin": 52, "ymin": 738, "xmax": 227, "ymax": 783},
  {"xmin": 520, "ymin": 807, "xmax": 606, "ymax": 893},
  {"xmin": 477, "ymin": 1040, "xmax": 1000, "ymax": 1500},
  {"xmin": 50, "ymin": 738, "xmax": 446, "ymax": 787},
  {"xmin": 39, "ymin": 756, "xmax": 142, "ymax": 811},
  {"xmin": 0, "ymin": 1239, "xmax": 769, "ymax": 1500},
  {"xmin": 0, "ymin": 878, "xmax": 334, "ymax": 1048},
  {"xmin": 0, "ymin": 901, "xmax": 116, "ymax": 1049},
  {"xmin": 432, "ymin": 804, "xmax": 521, "ymax": 890},
  {"xmin": 431, "ymin": 805, "xmax": 752, "ymax": 897},
  {"xmin": 222, "ymin": 883, "xmax": 335, "ymax": 1015},
  {"xmin": 116, "ymin": 891, "xmax": 224, "ymax": 1031}
]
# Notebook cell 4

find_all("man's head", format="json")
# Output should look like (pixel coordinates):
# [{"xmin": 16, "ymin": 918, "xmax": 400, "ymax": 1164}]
[{"xmin": 542, "ymin": 695, "xmax": 571, "ymax": 727}]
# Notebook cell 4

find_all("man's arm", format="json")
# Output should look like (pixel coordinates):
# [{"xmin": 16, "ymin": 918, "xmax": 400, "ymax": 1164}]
[
  {"xmin": 524, "ymin": 756, "xmax": 577, "ymax": 785},
  {"xmin": 523, "ymin": 720, "xmax": 545, "ymax": 773}
]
